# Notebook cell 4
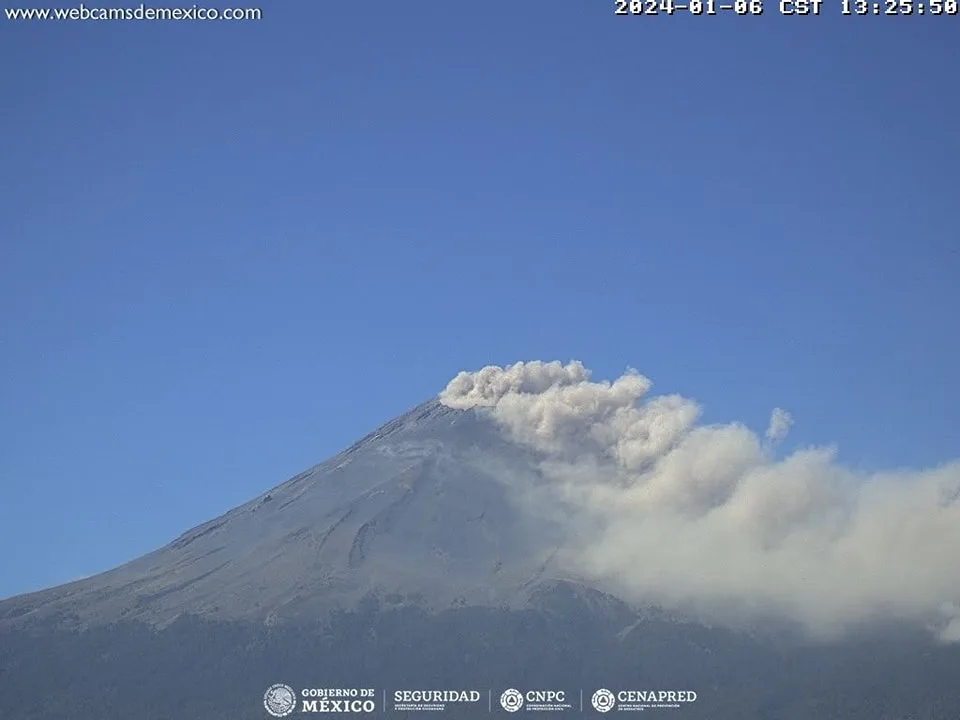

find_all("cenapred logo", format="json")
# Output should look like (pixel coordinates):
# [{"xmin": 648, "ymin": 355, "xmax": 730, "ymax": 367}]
[
  {"xmin": 591, "ymin": 689, "xmax": 616, "ymax": 713},
  {"xmin": 500, "ymin": 688, "xmax": 524, "ymax": 712},
  {"xmin": 263, "ymin": 683, "xmax": 297, "ymax": 717},
  {"xmin": 592, "ymin": 688, "xmax": 698, "ymax": 712}
]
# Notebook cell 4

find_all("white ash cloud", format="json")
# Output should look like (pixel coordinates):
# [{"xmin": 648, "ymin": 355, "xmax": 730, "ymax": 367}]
[
  {"xmin": 765, "ymin": 408, "xmax": 793, "ymax": 445},
  {"xmin": 439, "ymin": 361, "xmax": 960, "ymax": 643}
]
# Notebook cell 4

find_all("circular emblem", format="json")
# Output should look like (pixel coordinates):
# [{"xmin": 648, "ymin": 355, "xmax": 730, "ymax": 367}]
[
  {"xmin": 263, "ymin": 683, "xmax": 297, "ymax": 717},
  {"xmin": 500, "ymin": 688, "xmax": 524, "ymax": 712},
  {"xmin": 592, "ymin": 688, "xmax": 616, "ymax": 713}
]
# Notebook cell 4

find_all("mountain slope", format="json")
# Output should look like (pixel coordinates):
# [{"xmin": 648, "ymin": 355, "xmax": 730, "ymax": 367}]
[
  {"xmin": 3, "ymin": 393, "xmax": 960, "ymax": 720},
  {"xmin": 0, "ymin": 400, "xmax": 575, "ymax": 629}
]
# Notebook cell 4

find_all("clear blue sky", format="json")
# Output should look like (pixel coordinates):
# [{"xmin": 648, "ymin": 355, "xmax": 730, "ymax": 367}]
[{"xmin": 2, "ymin": 4, "xmax": 957, "ymax": 599}]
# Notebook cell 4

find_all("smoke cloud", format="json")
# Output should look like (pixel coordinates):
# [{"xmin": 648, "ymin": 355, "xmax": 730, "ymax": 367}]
[
  {"xmin": 765, "ymin": 408, "xmax": 793, "ymax": 445},
  {"xmin": 439, "ymin": 361, "xmax": 960, "ymax": 643}
]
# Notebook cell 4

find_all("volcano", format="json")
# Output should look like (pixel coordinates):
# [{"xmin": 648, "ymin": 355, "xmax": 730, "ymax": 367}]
[
  {"xmin": 0, "ymin": 399, "xmax": 577, "ymax": 629},
  {"xmin": 2, "ymin": 370, "xmax": 960, "ymax": 720}
]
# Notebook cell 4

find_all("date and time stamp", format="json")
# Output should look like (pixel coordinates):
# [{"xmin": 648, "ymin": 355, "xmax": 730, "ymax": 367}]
[{"xmin": 615, "ymin": 0, "xmax": 957, "ymax": 15}]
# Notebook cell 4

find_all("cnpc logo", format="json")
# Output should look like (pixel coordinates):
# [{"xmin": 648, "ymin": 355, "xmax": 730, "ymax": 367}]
[{"xmin": 500, "ymin": 688, "xmax": 567, "ymax": 712}]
